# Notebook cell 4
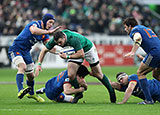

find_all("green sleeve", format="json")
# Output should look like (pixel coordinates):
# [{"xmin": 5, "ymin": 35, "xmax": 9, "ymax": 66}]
[{"xmin": 45, "ymin": 38, "xmax": 57, "ymax": 50}]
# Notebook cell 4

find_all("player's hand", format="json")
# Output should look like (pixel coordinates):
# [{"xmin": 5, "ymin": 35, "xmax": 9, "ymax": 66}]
[
  {"xmin": 136, "ymin": 54, "xmax": 144, "ymax": 60},
  {"xmin": 117, "ymin": 102, "xmax": 125, "ymax": 104},
  {"xmin": 79, "ymin": 87, "xmax": 85, "ymax": 92},
  {"xmin": 124, "ymin": 52, "xmax": 135, "ymax": 57},
  {"xmin": 59, "ymin": 52, "xmax": 67, "ymax": 59},
  {"xmin": 79, "ymin": 79, "xmax": 88, "ymax": 91},
  {"xmin": 35, "ymin": 65, "xmax": 42, "ymax": 77},
  {"xmin": 48, "ymin": 26, "xmax": 61, "ymax": 34}
]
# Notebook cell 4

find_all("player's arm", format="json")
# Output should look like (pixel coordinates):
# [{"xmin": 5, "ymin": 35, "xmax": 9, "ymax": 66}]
[
  {"xmin": 110, "ymin": 81, "xmax": 121, "ymax": 90},
  {"xmin": 30, "ymin": 25, "xmax": 61, "ymax": 35},
  {"xmin": 118, "ymin": 81, "xmax": 137, "ymax": 104},
  {"xmin": 59, "ymin": 49, "xmax": 84, "ymax": 59},
  {"xmin": 124, "ymin": 32, "xmax": 142, "ymax": 57},
  {"xmin": 63, "ymin": 83, "xmax": 85, "ymax": 95},
  {"xmin": 35, "ymin": 47, "xmax": 49, "ymax": 76}
]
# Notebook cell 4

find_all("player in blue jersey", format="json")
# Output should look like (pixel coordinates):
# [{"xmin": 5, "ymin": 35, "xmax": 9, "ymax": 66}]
[
  {"xmin": 123, "ymin": 17, "xmax": 160, "ymax": 104},
  {"xmin": 36, "ymin": 65, "xmax": 89, "ymax": 103},
  {"xmin": 8, "ymin": 13, "xmax": 61, "ymax": 102},
  {"xmin": 110, "ymin": 72, "xmax": 160, "ymax": 104}
]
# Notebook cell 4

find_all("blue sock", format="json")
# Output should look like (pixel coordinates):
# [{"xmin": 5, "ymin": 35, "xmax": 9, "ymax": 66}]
[
  {"xmin": 139, "ymin": 78, "xmax": 152, "ymax": 101},
  {"xmin": 16, "ymin": 73, "xmax": 24, "ymax": 92},
  {"xmin": 26, "ymin": 80, "xmax": 34, "ymax": 95}
]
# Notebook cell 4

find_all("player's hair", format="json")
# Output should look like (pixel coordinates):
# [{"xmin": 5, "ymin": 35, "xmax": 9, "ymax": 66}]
[
  {"xmin": 116, "ymin": 72, "xmax": 125, "ymax": 78},
  {"xmin": 77, "ymin": 65, "xmax": 89, "ymax": 78},
  {"xmin": 53, "ymin": 31, "xmax": 64, "ymax": 41},
  {"xmin": 123, "ymin": 17, "xmax": 138, "ymax": 27},
  {"xmin": 116, "ymin": 72, "xmax": 127, "ymax": 82}
]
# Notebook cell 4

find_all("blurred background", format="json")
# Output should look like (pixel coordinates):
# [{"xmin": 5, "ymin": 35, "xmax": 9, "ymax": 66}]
[{"xmin": 0, "ymin": 0, "xmax": 160, "ymax": 68}]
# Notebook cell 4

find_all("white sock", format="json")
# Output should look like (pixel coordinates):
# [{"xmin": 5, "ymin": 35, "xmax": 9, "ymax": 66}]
[{"xmin": 63, "ymin": 94, "xmax": 74, "ymax": 102}]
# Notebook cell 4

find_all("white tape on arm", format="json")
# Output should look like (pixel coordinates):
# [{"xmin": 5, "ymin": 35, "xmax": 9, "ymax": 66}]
[{"xmin": 133, "ymin": 32, "xmax": 142, "ymax": 46}]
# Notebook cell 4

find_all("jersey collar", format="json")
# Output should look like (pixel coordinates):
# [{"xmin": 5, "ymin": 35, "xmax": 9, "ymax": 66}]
[{"xmin": 63, "ymin": 33, "xmax": 68, "ymax": 45}]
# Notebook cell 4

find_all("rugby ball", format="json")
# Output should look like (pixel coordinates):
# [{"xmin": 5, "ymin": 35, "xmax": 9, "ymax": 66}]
[{"xmin": 61, "ymin": 46, "xmax": 75, "ymax": 55}]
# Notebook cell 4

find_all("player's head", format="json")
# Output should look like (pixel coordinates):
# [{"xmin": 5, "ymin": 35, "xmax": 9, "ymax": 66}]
[
  {"xmin": 53, "ymin": 31, "xmax": 66, "ymax": 47},
  {"xmin": 116, "ymin": 72, "xmax": 128, "ymax": 85},
  {"xmin": 42, "ymin": 13, "xmax": 55, "ymax": 30},
  {"xmin": 77, "ymin": 65, "xmax": 89, "ymax": 78},
  {"xmin": 123, "ymin": 17, "xmax": 138, "ymax": 35}
]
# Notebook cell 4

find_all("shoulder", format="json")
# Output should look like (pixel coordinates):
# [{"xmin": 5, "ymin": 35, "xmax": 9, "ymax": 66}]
[
  {"xmin": 128, "ymin": 74, "xmax": 138, "ymax": 82},
  {"xmin": 28, "ymin": 20, "xmax": 41, "ymax": 28},
  {"xmin": 62, "ymin": 29, "xmax": 71, "ymax": 33}
]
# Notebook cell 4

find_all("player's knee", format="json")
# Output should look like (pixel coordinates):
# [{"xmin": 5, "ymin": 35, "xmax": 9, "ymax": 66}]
[
  {"xmin": 92, "ymin": 72, "xmax": 103, "ymax": 79},
  {"xmin": 17, "ymin": 63, "xmax": 26, "ymax": 73},
  {"xmin": 25, "ymin": 63, "xmax": 34, "ymax": 74},
  {"xmin": 137, "ymin": 70, "xmax": 142, "ymax": 76}
]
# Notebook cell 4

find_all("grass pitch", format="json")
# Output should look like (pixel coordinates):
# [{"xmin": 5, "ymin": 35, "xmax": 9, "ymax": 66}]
[{"xmin": 0, "ymin": 66, "xmax": 159, "ymax": 115}]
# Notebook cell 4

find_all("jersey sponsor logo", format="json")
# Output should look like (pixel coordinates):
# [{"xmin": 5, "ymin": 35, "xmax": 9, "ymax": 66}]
[{"xmin": 65, "ymin": 78, "xmax": 69, "ymax": 82}]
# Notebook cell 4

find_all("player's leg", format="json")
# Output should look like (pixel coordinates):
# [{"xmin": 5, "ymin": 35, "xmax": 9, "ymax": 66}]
[
  {"xmin": 90, "ymin": 63, "xmax": 116, "ymax": 103},
  {"xmin": 24, "ymin": 52, "xmax": 44, "ymax": 102},
  {"xmin": 25, "ymin": 63, "xmax": 45, "ymax": 102},
  {"xmin": 11, "ymin": 54, "xmax": 26, "ymax": 92},
  {"xmin": 67, "ymin": 61, "xmax": 81, "ymax": 88},
  {"xmin": 137, "ymin": 62, "xmax": 154, "ymax": 104},
  {"xmin": 85, "ymin": 44, "xmax": 116, "ymax": 103},
  {"xmin": 152, "ymin": 68, "xmax": 160, "ymax": 81},
  {"xmin": 67, "ymin": 60, "xmax": 83, "ymax": 103},
  {"xmin": 8, "ymin": 50, "xmax": 32, "ymax": 99}
]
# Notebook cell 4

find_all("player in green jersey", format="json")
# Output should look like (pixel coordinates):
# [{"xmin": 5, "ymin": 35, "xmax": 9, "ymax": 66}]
[{"xmin": 35, "ymin": 29, "xmax": 116, "ymax": 103}]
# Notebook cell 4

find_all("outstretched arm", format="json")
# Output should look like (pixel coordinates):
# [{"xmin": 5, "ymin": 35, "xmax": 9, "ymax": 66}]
[
  {"xmin": 30, "ymin": 26, "xmax": 61, "ymax": 35},
  {"xmin": 35, "ymin": 47, "xmax": 49, "ymax": 76},
  {"xmin": 117, "ymin": 81, "xmax": 137, "ymax": 104},
  {"xmin": 124, "ymin": 32, "xmax": 142, "ymax": 57}
]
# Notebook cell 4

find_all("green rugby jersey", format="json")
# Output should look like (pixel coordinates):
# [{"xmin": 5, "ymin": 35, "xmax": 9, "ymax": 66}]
[{"xmin": 45, "ymin": 29, "xmax": 93, "ymax": 52}]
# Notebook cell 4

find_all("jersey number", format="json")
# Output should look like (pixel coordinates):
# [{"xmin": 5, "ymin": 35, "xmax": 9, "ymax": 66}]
[
  {"xmin": 144, "ymin": 29, "xmax": 157, "ymax": 38},
  {"xmin": 57, "ymin": 71, "xmax": 64, "ymax": 82}
]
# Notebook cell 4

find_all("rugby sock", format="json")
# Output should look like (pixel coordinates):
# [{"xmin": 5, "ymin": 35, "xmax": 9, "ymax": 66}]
[
  {"xmin": 26, "ymin": 80, "xmax": 34, "ymax": 95},
  {"xmin": 99, "ymin": 74, "xmax": 116, "ymax": 103},
  {"xmin": 139, "ymin": 78, "xmax": 153, "ymax": 101},
  {"xmin": 16, "ymin": 73, "xmax": 24, "ymax": 92}
]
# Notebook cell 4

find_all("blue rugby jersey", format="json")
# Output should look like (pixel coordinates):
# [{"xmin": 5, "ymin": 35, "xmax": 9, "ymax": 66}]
[
  {"xmin": 120, "ymin": 74, "xmax": 160, "ymax": 102},
  {"xmin": 130, "ymin": 25, "xmax": 160, "ymax": 55},
  {"xmin": 45, "ymin": 70, "xmax": 70, "ymax": 100},
  {"xmin": 11, "ymin": 20, "xmax": 49, "ymax": 51}
]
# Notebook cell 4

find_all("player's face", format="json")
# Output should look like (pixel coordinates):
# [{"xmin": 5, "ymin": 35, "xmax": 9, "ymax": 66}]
[
  {"xmin": 56, "ymin": 38, "xmax": 66, "ymax": 47},
  {"xmin": 124, "ymin": 24, "xmax": 132, "ymax": 35},
  {"xmin": 77, "ymin": 76, "xmax": 85, "ymax": 85},
  {"xmin": 46, "ymin": 19, "xmax": 55, "ymax": 30},
  {"xmin": 119, "ymin": 76, "xmax": 128, "ymax": 85}
]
